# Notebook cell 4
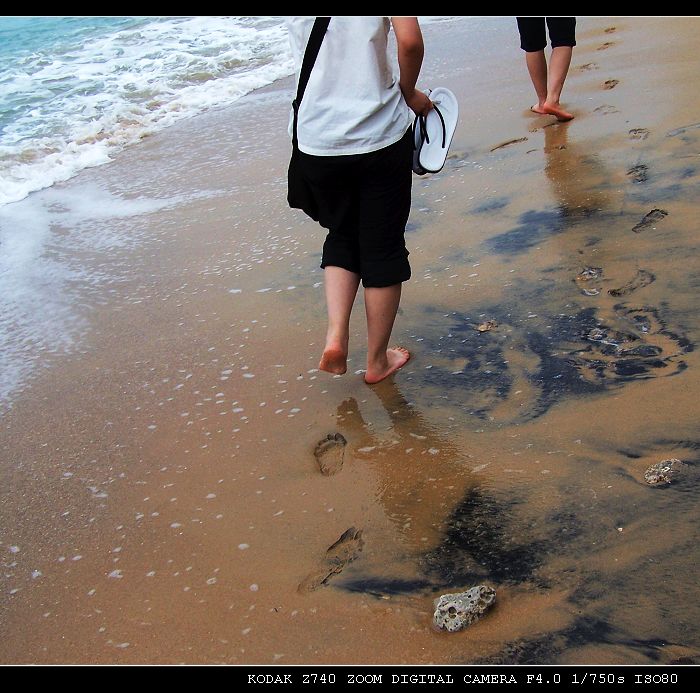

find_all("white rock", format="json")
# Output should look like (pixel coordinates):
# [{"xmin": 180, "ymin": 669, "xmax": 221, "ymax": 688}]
[{"xmin": 433, "ymin": 585, "xmax": 496, "ymax": 632}]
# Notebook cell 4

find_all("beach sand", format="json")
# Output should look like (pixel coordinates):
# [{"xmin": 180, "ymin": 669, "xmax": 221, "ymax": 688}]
[{"xmin": 1, "ymin": 17, "xmax": 699, "ymax": 665}]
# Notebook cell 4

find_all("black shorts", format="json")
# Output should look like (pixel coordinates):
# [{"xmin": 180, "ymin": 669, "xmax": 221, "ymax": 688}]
[
  {"xmin": 517, "ymin": 17, "xmax": 576, "ymax": 52},
  {"xmin": 297, "ymin": 129, "xmax": 413, "ymax": 288}
]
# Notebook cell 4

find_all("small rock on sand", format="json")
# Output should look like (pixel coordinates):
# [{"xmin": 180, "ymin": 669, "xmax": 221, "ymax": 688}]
[
  {"xmin": 477, "ymin": 320, "xmax": 498, "ymax": 333},
  {"xmin": 644, "ymin": 458, "xmax": 684, "ymax": 486},
  {"xmin": 433, "ymin": 586, "xmax": 496, "ymax": 632}
]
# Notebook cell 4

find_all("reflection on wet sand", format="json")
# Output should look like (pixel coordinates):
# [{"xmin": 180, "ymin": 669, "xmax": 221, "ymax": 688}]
[
  {"xmin": 543, "ymin": 121, "xmax": 613, "ymax": 219},
  {"xmin": 328, "ymin": 379, "xmax": 475, "ymax": 593},
  {"xmin": 313, "ymin": 67, "xmax": 700, "ymax": 663}
]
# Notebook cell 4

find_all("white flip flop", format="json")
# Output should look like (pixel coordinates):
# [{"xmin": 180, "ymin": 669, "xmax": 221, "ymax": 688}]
[{"xmin": 412, "ymin": 87, "xmax": 459, "ymax": 175}]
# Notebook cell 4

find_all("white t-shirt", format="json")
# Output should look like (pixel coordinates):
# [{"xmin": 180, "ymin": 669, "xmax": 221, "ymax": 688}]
[{"xmin": 286, "ymin": 17, "xmax": 412, "ymax": 156}]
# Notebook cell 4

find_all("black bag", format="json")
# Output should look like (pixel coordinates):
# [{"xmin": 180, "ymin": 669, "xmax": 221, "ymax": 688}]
[{"xmin": 287, "ymin": 17, "xmax": 330, "ymax": 221}]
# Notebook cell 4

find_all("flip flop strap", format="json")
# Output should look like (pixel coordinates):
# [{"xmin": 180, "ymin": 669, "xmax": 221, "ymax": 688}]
[
  {"xmin": 433, "ymin": 105, "xmax": 446, "ymax": 148},
  {"xmin": 413, "ymin": 105, "xmax": 447, "ymax": 149},
  {"xmin": 413, "ymin": 113, "xmax": 429, "ymax": 148}
]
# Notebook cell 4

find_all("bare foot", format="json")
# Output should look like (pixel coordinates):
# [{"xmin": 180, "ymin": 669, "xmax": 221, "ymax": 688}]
[
  {"xmin": 364, "ymin": 346, "xmax": 411, "ymax": 385},
  {"xmin": 530, "ymin": 104, "xmax": 548, "ymax": 115},
  {"xmin": 542, "ymin": 102, "xmax": 574, "ymax": 122},
  {"xmin": 319, "ymin": 344, "xmax": 347, "ymax": 375}
]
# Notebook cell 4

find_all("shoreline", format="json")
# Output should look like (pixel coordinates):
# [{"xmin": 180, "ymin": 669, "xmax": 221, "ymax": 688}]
[{"xmin": 1, "ymin": 17, "xmax": 700, "ymax": 665}]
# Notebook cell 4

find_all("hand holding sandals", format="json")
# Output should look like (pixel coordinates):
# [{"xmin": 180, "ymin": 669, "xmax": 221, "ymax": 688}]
[{"xmin": 404, "ymin": 87, "xmax": 434, "ymax": 117}]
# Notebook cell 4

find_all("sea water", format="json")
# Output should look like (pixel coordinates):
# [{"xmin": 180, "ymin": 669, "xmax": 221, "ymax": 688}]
[{"xmin": 0, "ymin": 16, "xmax": 294, "ymax": 207}]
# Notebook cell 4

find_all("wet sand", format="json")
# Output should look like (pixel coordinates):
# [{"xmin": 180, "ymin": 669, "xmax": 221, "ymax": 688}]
[{"xmin": 1, "ymin": 17, "xmax": 700, "ymax": 665}]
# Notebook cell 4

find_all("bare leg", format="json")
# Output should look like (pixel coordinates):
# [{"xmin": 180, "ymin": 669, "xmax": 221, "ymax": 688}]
[
  {"xmin": 543, "ymin": 46, "xmax": 574, "ymax": 121},
  {"xmin": 319, "ymin": 266, "xmax": 360, "ymax": 375},
  {"xmin": 364, "ymin": 283, "xmax": 410, "ymax": 385},
  {"xmin": 525, "ymin": 49, "xmax": 548, "ymax": 114}
]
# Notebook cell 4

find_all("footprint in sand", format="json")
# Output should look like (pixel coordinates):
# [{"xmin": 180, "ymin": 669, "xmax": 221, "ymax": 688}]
[
  {"xmin": 577, "ymin": 305, "xmax": 688, "ymax": 385},
  {"xmin": 597, "ymin": 42, "xmax": 615, "ymax": 50},
  {"xmin": 575, "ymin": 267, "xmax": 604, "ymax": 296},
  {"xmin": 594, "ymin": 105, "xmax": 619, "ymax": 116},
  {"xmin": 667, "ymin": 122, "xmax": 700, "ymax": 138},
  {"xmin": 629, "ymin": 128, "xmax": 650, "ymax": 140},
  {"xmin": 632, "ymin": 208, "xmax": 668, "ymax": 233},
  {"xmin": 314, "ymin": 432, "xmax": 347, "ymax": 476},
  {"xmin": 608, "ymin": 269, "xmax": 656, "ymax": 297},
  {"xmin": 627, "ymin": 164, "xmax": 649, "ymax": 183},
  {"xmin": 604, "ymin": 79, "xmax": 620, "ymax": 90},
  {"xmin": 605, "ymin": 27, "xmax": 617, "ymax": 34},
  {"xmin": 578, "ymin": 62, "xmax": 599, "ymax": 71},
  {"xmin": 490, "ymin": 137, "xmax": 528, "ymax": 152},
  {"xmin": 298, "ymin": 527, "xmax": 364, "ymax": 593}
]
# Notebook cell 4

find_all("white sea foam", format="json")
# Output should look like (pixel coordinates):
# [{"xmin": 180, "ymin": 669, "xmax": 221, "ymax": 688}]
[
  {"xmin": 0, "ymin": 17, "xmax": 294, "ymax": 207},
  {"xmin": 0, "ymin": 184, "xmax": 184, "ymax": 411}
]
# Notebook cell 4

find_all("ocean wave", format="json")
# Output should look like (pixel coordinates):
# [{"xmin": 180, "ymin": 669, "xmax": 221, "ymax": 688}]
[{"xmin": 0, "ymin": 16, "xmax": 294, "ymax": 207}]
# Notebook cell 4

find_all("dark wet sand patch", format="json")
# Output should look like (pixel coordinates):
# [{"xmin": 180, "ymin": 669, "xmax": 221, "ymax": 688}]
[
  {"xmin": 409, "ymin": 299, "xmax": 692, "ymax": 424},
  {"xmin": 630, "ymin": 184, "xmax": 684, "ymax": 204},
  {"xmin": 652, "ymin": 439, "xmax": 700, "ymax": 452},
  {"xmin": 485, "ymin": 209, "xmax": 564, "ymax": 255},
  {"xmin": 340, "ymin": 576, "xmax": 432, "ymax": 597},
  {"xmin": 475, "ymin": 616, "xmax": 615, "ymax": 664},
  {"xmin": 476, "ymin": 617, "xmax": 696, "ymax": 665},
  {"xmin": 422, "ymin": 489, "xmax": 550, "ymax": 587},
  {"xmin": 485, "ymin": 202, "xmax": 621, "ymax": 258},
  {"xmin": 472, "ymin": 197, "xmax": 509, "ymax": 214},
  {"xmin": 338, "ymin": 488, "xmax": 556, "ymax": 599}
]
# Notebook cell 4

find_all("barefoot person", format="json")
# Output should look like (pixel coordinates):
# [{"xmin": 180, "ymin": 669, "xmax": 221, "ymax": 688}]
[
  {"xmin": 286, "ymin": 17, "xmax": 432, "ymax": 384},
  {"xmin": 517, "ymin": 17, "xmax": 576, "ymax": 121}
]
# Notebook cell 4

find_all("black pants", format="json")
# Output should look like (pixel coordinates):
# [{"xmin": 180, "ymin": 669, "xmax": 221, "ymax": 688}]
[
  {"xmin": 298, "ymin": 129, "xmax": 413, "ymax": 288},
  {"xmin": 517, "ymin": 17, "xmax": 576, "ymax": 52}
]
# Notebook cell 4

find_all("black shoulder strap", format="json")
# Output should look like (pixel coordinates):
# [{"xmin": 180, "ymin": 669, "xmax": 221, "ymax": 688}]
[{"xmin": 292, "ymin": 17, "xmax": 331, "ymax": 147}]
